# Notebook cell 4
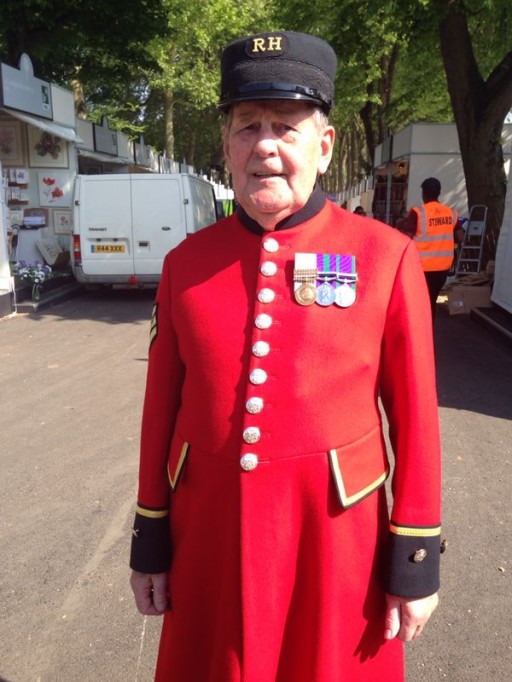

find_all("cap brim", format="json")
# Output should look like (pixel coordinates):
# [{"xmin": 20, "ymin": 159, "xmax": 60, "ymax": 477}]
[{"xmin": 218, "ymin": 90, "xmax": 328, "ymax": 112}]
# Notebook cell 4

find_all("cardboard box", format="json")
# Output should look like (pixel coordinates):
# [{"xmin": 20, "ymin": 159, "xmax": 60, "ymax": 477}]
[{"xmin": 447, "ymin": 284, "xmax": 492, "ymax": 315}]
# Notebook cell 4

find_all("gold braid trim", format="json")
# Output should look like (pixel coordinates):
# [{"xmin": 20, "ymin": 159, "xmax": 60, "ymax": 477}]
[
  {"xmin": 136, "ymin": 505, "xmax": 168, "ymax": 519},
  {"xmin": 390, "ymin": 523, "xmax": 441, "ymax": 537}
]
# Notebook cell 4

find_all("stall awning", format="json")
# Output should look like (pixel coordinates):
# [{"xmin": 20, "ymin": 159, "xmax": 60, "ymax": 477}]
[
  {"xmin": 77, "ymin": 148, "xmax": 132, "ymax": 165},
  {"xmin": 0, "ymin": 107, "xmax": 83, "ymax": 143}
]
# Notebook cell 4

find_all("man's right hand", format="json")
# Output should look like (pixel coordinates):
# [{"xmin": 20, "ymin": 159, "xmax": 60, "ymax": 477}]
[{"xmin": 130, "ymin": 570, "xmax": 170, "ymax": 615}]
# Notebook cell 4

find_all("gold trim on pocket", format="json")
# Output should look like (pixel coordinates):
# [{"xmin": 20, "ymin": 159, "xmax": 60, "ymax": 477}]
[
  {"xmin": 168, "ymin": 441, "xmax": 190, "ymax": 491},
  {"xmin": 328, "ymin": 449, "xmax": 389, "ymax": 509}
]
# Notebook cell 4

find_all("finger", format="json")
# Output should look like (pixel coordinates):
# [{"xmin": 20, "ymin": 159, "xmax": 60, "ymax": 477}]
[
  {"xmin": 130, "ymin": 572, "xmax": 165, "ymax": 616},
  {"xmin": 152, "ymin": 583, "xmax": 170, "ymax": 613},
  {"xmin": 384, "ymin": 597, "xmax": 401, "ymax": 640},
  {"xmin": 398, "ymin": 607, "xmax": 426, "ymax": 642}
]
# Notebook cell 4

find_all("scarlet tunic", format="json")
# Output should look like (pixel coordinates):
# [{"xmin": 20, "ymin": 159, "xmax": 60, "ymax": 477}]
[{"xmin": 131, "ymin": 199, "xmax": 442, "ymax": 682}]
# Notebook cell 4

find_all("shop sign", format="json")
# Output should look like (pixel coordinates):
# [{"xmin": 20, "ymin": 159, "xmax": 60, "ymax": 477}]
[
  {"xmin": 134, "ymin": 135, "xmax": 151, "ymax": 167},
  {"xmin": 0, "ymin": 54, "xmax": 53, "ymax": 120},
  {"xmin": 93, "ymin": 116, "xmax": 118, "ymax": 156}
]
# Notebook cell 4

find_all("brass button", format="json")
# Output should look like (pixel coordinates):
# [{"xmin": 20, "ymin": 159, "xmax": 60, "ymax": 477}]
[
  {"xmin": 255, "ymin": 313, "xmax": 272, "ymax": 329},
  {"xmin": 258, "ymin": 288, "xmax": 275, "ymax": 304},
  {"xmin": 261, "ymin": 261, "xmax": 277, "ymax": 277},
  {"xmin": 252, "ymin": 341, "xmax": 270, "ymax": 357},
  {"xmin": 249, "ymin": 368, "xmax": 267, "ymax": 385},
  {"xmin": 262, "ymin": 238, "xmax": 279, "ymax": 253},
  {"xmin": 243, "ymin": 426, "xmax": 261, "ymax": 444},
  {"xmin": 246, "ymin": 397, "xmax": 264, "ymax": 414},
  {"xmin": 240, "ymin": 453, "xmax": 258, "ymax": 471},
  {"xmin": 413, "ymin": 549, "xmax": 428, "ymax": 563}
]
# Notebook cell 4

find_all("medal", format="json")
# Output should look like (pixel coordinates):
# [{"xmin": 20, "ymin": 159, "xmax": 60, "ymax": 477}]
[
  {"xmin": 335, "ymin": 283, "xmax": 356, "ymax": 307},
  {"xmin": 316, "ymin": 281, "xmax": 336, "ymax": 306},
  {"xmin": 293, "ymin": 262, "xmax": 318, "ymax": 306},
  {"xmin": 295, "ymin": 282, "xmax": 317, "ymax": 306}
]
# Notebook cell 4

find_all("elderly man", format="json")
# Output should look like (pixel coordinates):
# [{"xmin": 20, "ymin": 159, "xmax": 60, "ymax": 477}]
[{"xmin": 130, "ymin": 31, "xmax": 442, "ymax": 682}]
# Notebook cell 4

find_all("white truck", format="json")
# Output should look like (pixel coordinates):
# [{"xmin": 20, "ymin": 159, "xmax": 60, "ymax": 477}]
[{"xmin": 71, "ymin": 173, "xmax": 217, "ymax": 286}]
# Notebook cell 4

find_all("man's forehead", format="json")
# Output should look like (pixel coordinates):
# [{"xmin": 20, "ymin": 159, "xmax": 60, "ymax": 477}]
[{"xmin": 232, "ymin": 100, "xmax": 316, "ymax": 118}]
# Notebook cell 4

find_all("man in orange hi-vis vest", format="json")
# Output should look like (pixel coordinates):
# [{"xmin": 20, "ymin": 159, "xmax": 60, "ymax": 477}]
[{"xmin": 404, "ymin": 177, "xmax": 464, "ymax": 320}]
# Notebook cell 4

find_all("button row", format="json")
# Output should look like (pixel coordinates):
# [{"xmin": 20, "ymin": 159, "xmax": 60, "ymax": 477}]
[{"xmin": 241, "ymin": 238, "xmax": 281, "ymax": 471}]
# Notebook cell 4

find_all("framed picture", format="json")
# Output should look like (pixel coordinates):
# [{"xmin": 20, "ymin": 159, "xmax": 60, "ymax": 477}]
[
  {"xmin": 53, "ymin": 209, "xmax": 72, "ymax": 235},
  {"xmin": 28, "ymin": 126, "xmax": 69, "ymax": 168},
  {"xmin": 38, "ymin": 171, "xmax": 73, "ymax": 207},
  {"xmin": 0, "ymin": 121, "xmax": 25, "ymax": 166}
]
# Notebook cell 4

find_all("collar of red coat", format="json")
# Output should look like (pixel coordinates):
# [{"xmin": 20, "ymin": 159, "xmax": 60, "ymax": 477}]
[{"xmin": 237, "ymin": 183, "xmax": 326, "ymax": 235}]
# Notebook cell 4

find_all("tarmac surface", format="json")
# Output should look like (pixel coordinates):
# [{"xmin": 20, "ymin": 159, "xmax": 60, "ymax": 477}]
[{"xmin": 0, "ymin": 288, "xmax": 511, "ymax": 682}]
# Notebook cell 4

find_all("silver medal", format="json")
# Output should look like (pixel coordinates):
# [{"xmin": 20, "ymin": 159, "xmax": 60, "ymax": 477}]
[
  {"xmin": 335, "ymin": 283, "xmax": 356, "ymax": 307},
  {"xmin": 316, "ymin": 282, "xmax": 336, "ymax": 306}
]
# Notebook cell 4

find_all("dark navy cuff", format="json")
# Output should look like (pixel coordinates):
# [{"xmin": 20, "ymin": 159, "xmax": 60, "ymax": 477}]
[
  {"xmin": 384, "ymin": 531, "xmax": 441, "ymax": 598},
  {"xmin": 129, "ymin": 511, "xmax": 171, "ymax": 574}
]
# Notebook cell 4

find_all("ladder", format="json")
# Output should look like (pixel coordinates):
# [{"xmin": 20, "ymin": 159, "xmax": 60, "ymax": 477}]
[{"xmin": 454, "ymin": 204, "xmax": 487, "ymax": 276}]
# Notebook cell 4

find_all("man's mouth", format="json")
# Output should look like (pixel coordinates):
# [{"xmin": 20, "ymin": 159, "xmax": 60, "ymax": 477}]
[{"xmin": 253, "ymin": 172, "xmax": 284, "ymax": 178}]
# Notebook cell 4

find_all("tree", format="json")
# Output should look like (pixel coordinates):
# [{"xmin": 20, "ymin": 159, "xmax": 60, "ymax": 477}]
[
  {"xmin": 144, "ymin": 0, "xmax": 276, "ymax": 164},
  {"xmin": 0, "ymin": 0, "xmax": 169, "ymax": 126},
  {"xmin": 438, "ymin": 0, "xmax": 512, "ymax": 257}
]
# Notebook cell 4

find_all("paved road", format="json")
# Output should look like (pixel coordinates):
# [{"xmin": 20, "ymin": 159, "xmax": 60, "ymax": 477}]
[{"xmin": 0, "ymin": 291, "xmax": 511, "ymax": 682}]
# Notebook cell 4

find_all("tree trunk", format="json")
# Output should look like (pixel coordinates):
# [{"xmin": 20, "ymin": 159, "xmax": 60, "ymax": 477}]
[
  {"xmin": 163, "ymin": 88, "xmax": 174, "ymax": 160},
  {"xmin": 438, "ymin": 1, "xmax": 512, "ymax": 261},
  {"xmin": 70, "ymin": 78, "xmax": 87, "ymax": 118}
]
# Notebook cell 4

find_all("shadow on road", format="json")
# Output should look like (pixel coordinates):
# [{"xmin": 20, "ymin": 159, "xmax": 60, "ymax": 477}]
[
  {"xmin": 434, "ymin": 306, "xmax": 512, "ymax": 420},
  {"xmin": 23, "ymin": 287, "xmax": 156, "ymax": 326},
  {"xmin": 13, "ymin": 288, "xmax": 512, "ymax": 422}
]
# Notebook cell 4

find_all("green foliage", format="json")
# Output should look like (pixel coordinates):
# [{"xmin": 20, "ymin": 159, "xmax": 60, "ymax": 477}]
[{"xmin": 0, "ymin": 0, "xmax": 510, "ymax": 197}]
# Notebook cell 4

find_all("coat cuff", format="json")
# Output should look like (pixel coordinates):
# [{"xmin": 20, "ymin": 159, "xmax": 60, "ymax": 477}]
[
  {"xmin": 129, "ymin": 506, "xmax": 171, "ymax": 574},
  {"xmin": 383, "ymin": 522, "xmax": 442, "ymax": 597}
]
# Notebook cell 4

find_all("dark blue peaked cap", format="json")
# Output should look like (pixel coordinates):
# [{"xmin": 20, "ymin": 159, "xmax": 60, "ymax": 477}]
[{"xmin": 219, "ymin": 31, "xmax": 337, "ymax": 114}]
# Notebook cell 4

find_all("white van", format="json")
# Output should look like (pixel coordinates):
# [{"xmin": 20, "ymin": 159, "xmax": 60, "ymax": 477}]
[{"xmin": 71, "ymin": 173, "xmax": 217, "ymax": 286}]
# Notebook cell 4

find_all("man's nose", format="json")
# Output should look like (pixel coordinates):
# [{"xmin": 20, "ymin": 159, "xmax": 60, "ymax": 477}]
[{"xmin": 253, "ymin": 126, "xmax": 279, "ymax": 156}]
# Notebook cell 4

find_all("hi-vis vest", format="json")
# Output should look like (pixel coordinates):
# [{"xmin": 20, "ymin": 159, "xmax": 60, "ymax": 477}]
[{"xmin": 412, "ymin": 202, "xmax": 458, "ymax": 271}]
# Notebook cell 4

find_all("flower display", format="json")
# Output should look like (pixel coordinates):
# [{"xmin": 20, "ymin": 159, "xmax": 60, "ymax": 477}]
[
  {"xmin": 13, "ymin": 260, "xmax": 53, "ymax": 301},
  {"xmin": 14, "ymin": 260, "xmax": 53, "ymax": 285}
]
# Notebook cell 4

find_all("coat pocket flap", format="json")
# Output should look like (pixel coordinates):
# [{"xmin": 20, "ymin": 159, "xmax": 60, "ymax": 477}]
[
  {"xmin": 328, "ymin": 427, "xmax": 389, "ymax": 509},
  {"xmin": 167, "ymin": 434, "xmax": 190, "ymax": 491}
]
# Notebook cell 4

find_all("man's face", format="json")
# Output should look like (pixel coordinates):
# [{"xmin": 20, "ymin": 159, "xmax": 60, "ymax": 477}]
[{"xmin": 223, "ymin": 100, "xmax": 334, "ymax": 230}]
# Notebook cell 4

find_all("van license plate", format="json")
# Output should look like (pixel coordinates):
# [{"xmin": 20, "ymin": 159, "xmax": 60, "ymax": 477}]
[{"xmin": 91, "ymin": 244, "xmax": 125, "ymax": 253}]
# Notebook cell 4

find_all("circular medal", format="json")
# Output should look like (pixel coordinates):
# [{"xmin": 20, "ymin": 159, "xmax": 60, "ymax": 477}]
[
  {"xmin": 295, "ymin": 282, "xmax": 317, "ymax": 306},
  {"xmin": 316, "ymin": 282, "xmax": 336, "ymax": 306},
  {"xmin": 335, "ymin": 283, "xmax": 356, "ymax": 307}
]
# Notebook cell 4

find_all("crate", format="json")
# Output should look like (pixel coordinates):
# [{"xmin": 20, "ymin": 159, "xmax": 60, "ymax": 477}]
[{"xmin": 446, "ymin": 284, "xmax": 492, "ymax": 315}]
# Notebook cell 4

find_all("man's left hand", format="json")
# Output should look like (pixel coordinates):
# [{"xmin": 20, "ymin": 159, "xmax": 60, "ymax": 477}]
[{"xmin": 384, "ymin": 592, "xmax": 439, "ymax": 641}]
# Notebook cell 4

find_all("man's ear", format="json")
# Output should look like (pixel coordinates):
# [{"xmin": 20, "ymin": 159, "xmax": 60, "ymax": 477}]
[
  {"xmin": 223, "ymin": 126, "xmax": 232, "ymax": 174},
  {"xmin": 318, "ymin": 126, "xmax": 335, "ymax": 176}
]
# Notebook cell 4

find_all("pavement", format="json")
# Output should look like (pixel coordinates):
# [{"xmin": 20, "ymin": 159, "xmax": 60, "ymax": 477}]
[{"xmin": 0, "ymin": 289, "xmax": 511, "ymax": 681}]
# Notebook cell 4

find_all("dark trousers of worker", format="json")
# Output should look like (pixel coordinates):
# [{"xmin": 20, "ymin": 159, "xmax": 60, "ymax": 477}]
[{"xmin": 424, "ymin": 270, "xmax": 449, "ymax": 321}]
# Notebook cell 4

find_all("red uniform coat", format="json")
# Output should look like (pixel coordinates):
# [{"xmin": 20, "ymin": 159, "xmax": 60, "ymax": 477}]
[{"xmin": 131, "ymin": 199, "xmax": 442, "ymax": 682}]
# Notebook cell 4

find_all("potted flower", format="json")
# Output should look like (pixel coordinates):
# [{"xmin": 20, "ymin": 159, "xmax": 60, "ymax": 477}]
[{"xmin": 13, "ymin": 260, "xmax": 53, "ymax": 301}]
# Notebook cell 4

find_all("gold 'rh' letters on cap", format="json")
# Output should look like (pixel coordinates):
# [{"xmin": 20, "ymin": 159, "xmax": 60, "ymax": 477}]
[{"xmin": 251, "ymin": 36, "xmax": 283, "ymax": 53}]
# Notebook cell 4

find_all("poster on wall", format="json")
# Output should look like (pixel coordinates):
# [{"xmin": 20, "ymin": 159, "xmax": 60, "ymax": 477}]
[
  {"xmin": 38, "ymin": 171, "xmax": 73, "ymax": 207},
  {"xmin": 53, "ymin": 209, "xmax": 72, "ymax": 235},
  {"xmin": 28, "ymin": 127, "xmax": 68, "ymax": 168},
  {"xmin": 0, "ymin": 121, "xmax": 25, "ymax": 166}
]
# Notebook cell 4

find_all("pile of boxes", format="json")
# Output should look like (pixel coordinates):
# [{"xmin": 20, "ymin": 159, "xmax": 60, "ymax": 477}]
[{"xmin": 443, "ymin": 270, "xmax": 493, "ymax": 315}]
